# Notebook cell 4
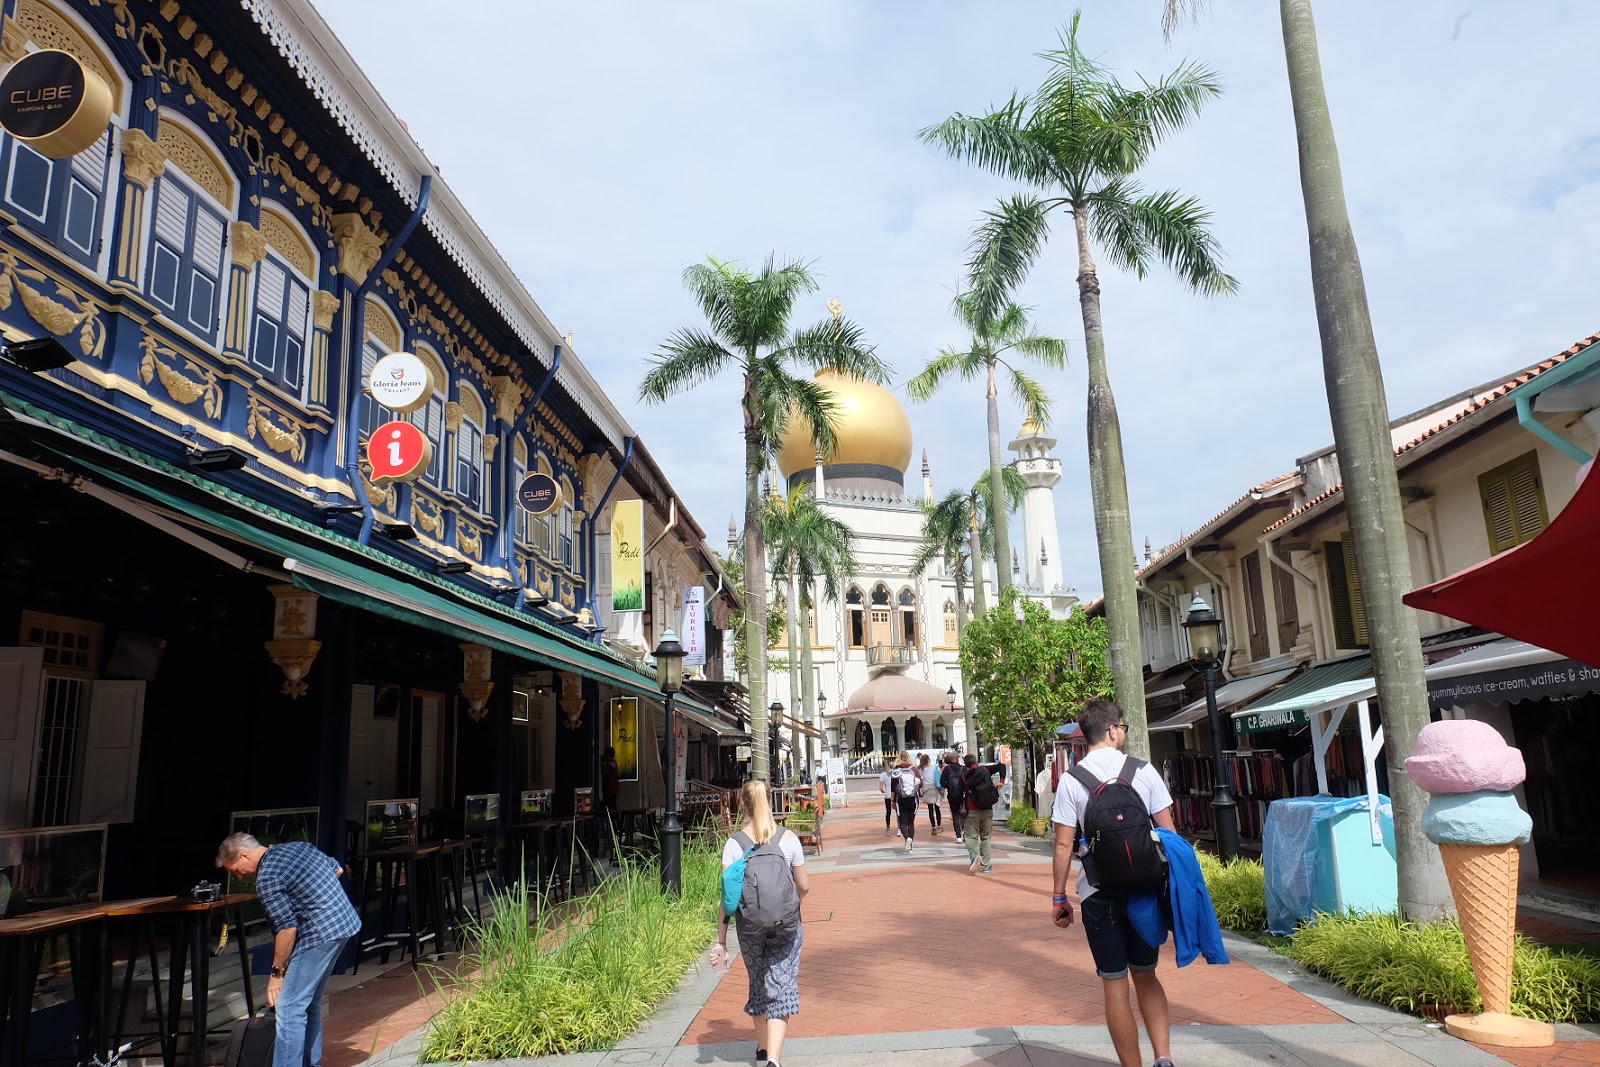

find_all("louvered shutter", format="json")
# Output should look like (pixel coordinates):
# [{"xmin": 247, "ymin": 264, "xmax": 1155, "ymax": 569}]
[
  {"xmin": 1480, "ymin": 452, "xmax": 1548, "ymax": 554},
  {"xmin": 153, "ymin": 180, "xmax": 189, "ymax": 247},
  {"xmin": 1243, "ymin": 551, "xmax": 1270, "ymax": 660},
  {"xmin": 70, "ymin": 131, "xmax": 109, "ymax": 190},
  {"xmin": 190, "ymin": 206, "xmax": 225, "ymax": 278},
  {"xmin": 1340, "ymin": 532, "xmax": 1369, "ymax": 647}
]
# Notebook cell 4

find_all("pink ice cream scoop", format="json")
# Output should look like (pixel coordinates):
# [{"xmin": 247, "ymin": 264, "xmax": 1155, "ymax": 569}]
[{"xmin": 1404, "ymin": 719, "xmax": 1525, "ymax": 794}]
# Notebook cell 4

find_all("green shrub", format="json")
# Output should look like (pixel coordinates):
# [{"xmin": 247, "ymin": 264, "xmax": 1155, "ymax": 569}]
[
  {"xmin": 1287, "ymin": 912, "xmax": 1600, "ymax": 1023},
  {"xmin": 1196, "ymin": 853, "xmax": 1267, "ymax": 932},
  {"xmin": 421, "ymin": 834, "xmax": 721, "ymax": 1059},
  {"xmin": 1006, "ymin": 802, "xmax": 1037, "ymax": 834}
]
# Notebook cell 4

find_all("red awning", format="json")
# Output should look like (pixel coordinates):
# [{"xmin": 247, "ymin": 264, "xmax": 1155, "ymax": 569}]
[{"xmin": 1404, "ymin": 462, "xmax": 1600, "ymax": 667}]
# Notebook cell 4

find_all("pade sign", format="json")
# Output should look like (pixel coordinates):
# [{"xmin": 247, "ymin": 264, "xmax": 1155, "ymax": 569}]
[{"xmin": 0, "ymin": 50, "xmax": 114, "ymax": 159}]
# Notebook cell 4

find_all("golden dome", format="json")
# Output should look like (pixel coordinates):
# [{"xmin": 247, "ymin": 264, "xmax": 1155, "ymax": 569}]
[{"xmin": 775, "ymin": 370, "xmax": 913, "ymax": 478}]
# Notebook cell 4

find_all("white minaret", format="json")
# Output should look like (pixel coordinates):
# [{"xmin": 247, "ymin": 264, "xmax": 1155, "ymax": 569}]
[
  {"xmin": 1008, "ymin": 420, "xmax": 1067, "ymax": 605},
  {"xmin": 921, "ymin": 448, "xmax": 933, "ymax": 502}
]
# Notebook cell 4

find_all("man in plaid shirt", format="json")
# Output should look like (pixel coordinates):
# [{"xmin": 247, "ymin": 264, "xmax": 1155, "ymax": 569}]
[{"xmin": 218, "ymin": 833, "xmax": 360, "ymax": 1067}]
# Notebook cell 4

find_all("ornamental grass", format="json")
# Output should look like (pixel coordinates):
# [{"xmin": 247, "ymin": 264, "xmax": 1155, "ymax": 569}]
[{"xmin": 420, "ymin": 833, "xmax": 721, "ymax": 1061}]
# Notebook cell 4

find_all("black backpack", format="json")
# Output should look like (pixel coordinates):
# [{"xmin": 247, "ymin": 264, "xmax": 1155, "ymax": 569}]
[
  {"xmin": 962, "ymin": 765, "xmax": 1000, "ymax": 810},
  {"xmin": 1069, "ymin": 757, "xmax": 1167, "ymax": 893}
]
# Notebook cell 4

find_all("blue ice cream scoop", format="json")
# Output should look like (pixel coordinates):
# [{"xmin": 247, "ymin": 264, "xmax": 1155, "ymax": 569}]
[{"xmin": 1422, "ymin": 790, "xmax": 1532, "ymax": 846}]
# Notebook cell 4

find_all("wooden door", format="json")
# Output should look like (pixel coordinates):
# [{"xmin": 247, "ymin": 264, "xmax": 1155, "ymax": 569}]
[
  {"xmin": 78, "ymin": 680, "xmax": 145, "ymax": 823},
  {"xmin": 347, "ymin": 684, "xmax": 399, "ymax": 818},
  {"xmin": 869, "ymin": 609, "xmax": 892, "ymax": 649}
]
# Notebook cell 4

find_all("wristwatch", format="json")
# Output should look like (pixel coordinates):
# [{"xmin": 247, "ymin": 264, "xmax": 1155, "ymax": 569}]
[{"xmin": 269, "ymin": 964, "xmax": 288, "ymax": 978}]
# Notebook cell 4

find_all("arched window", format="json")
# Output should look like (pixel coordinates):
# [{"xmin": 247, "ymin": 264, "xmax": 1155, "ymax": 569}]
[
  {"xmin": 932, "ymin": 719, "xmax": 948, "ymax": 749},
  {"xmin": 410, "ymin": 344, "xmax": 448, "ymax": 486},
  {"xmin": 845, "ymin": 586, "xmax": 865, "ymax": 649},
  {"xmin": 510, "ymin": 437, "xmax": 529, "ymax": 546},
  {"xmin": 905, "ymin": 716, "xmax": 925, "ymax": 749},
  {"xmin": 248, "ymin": 205, "xmax": 314, "ymax": 394},
  {"xmin": 880, "ymin": 718, "xmax": 898, "ymax": 754},
  {"xmin": 527, "ymin": 452, "xmax": 555, "ymax": 557},
  {"xmin": 558, "ymin": 476, "xmax": 576, "ymax": 570},
  {"xmin": 146, "ymin": 116, "xmax": 234, "ymax": 343},
  {"xmin": 869, "ymin": 583, "xmax": 892, "ymax": 648},
  {"xmin": 359, "ymin": 298, "xmax": 404, "ymax": 437},
  {"xmin": 454, "ymin": 383, "xmax": 486, "ymax": 510},
  {"xmin": 943, "ymin": 599, "xmax": 958, "ymax": 646},
  {"xmin": 0, "ymin": 14, "xmax": 125, "ymax": 270},
  {"xmin": 898, "ymin": 587, "xmax": 917, "ymax": 646}
]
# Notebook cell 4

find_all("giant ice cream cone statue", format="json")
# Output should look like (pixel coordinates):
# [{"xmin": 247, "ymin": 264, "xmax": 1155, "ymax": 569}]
[{"xmin": 1405, "ymin": 720, "xmax": 1553, "ymax": 1048}]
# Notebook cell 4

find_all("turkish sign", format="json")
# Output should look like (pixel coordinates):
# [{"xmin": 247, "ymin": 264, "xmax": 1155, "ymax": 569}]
[
  {"xmin": 367, "ymin": 352, "xmax": 431, "ymax": 413},
  {"xmin": 516, "ymin": 472, "xmax": 561, "ymax": 515},
  {"xmin": 367, "ymin": 420, "xmax": 432, "ymax": 485},
  {"xmin": 611, "ymin": 499, "xmax": 645, "ymax": 614},
  {"xmin": 1428, "ymin": 658, "xmax": 1600, "ymax": 711},
  {"xmin": 0, "ymin": 50, "xmax": 113, "ymax": 159},
  {"xmin": 680, "ymin": 586, "xmax": 705, "ymax": 666},
  {"xmin": 610, "ymin": 696, "xmax": 639, "ymax": 782}
]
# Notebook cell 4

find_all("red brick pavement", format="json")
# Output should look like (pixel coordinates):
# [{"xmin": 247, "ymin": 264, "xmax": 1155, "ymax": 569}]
[
  {"xmin": 1496, "ymin": 1043, "xmax": 1600, "ymax": 1067},
  {"xmin": 680, "ymin": 805, "xmax": 1344, "ymax": 1044}
]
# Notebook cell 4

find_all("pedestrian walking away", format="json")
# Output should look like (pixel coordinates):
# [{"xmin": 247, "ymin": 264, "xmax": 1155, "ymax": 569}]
[
  {"xmin": 216, "ymin": 833, "xmax": 361, "ymax": 1067},
  {"xmin": 1050, "ymin": 699, "xmax": 1178, "ymax": 1067},
  {"xmin": 890, "ymin": 750, "xmax": 922, "ymax": 852},
  {"xmin": 918, "ymin": 752, "xmax": 944, "ymax": 834},
  {"xmin": 960, "ymin": 752, "xmax": 1005, "ymax": 872},
  {"xmin": 711, "ymin": 781, "xmax": 810, "ymax": 1067},
  {"xmin": 941, "ymin": 754, "xmax": 967, "ymax": 838},
  {"xmin": 879, "ymin": 765, "xmax": 894, "ymax": 834}
]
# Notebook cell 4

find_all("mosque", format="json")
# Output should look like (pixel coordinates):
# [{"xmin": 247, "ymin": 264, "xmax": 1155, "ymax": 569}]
[{"xmin": 766, "ymin": 371, "xmax": 1078, "ymax": 767}]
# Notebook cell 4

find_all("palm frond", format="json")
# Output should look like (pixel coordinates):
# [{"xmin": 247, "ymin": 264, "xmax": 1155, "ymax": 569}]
[
  {"xmin": 965, "ymin": 195, "xmax": 1054, "ymax": 328},
  {"xmin": 1006, "ymin": 333, "xmax": 1069, "ymax": 368},
  {"xmin": 779, "ymin": 316, "xmax": 890, "ymax": 383},
  {"xmin": 750, "ymin": 363, "xmax": 843, "ymax": 461},
  {"xmin": 680, "ymin": 258, "xmax": 745, "ymax": 346},
  {"xmin": 905, "ymin": 348, "xmax": 986, "ymax": 402},
  {"xmin": 1161, "ymin": 0, "xmax": 1210, "ymax": 43},
  {"xmin": 1007, "ymin": 368, "xmax": 1053, "ymax": 429},
  {"xmin": 741, "ymin": 254, "xmax": 821, "ymax": 351},
  {"xmin": 1091, "ymin": 187, "xmax": 1237, "ymax": 296},
  {"xmin": 919, "ymin": 100, "xmax": 1058, "ymax": 186},
  {"xmin": 639, "ymin": 327, "xmax": 736, "ymax": 404}
]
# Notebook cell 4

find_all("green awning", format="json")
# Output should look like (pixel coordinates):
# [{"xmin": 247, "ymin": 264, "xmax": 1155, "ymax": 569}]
[
  {"xmin": 4, "ymin": 392, "xmax": 664, "ymax": 700},
  {"xmin": 1232, "ymin": 654, "xmax": 1373, "ymax": 735}
]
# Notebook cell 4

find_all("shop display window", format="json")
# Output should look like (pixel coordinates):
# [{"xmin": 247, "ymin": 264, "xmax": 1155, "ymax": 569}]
[
  {"xmin": 364, "ymin": 799, "xmax": 419, "ymax": 852},
  {"xmin": 0, "ymin": 823, "xmax": 107, "ymax": 917}
]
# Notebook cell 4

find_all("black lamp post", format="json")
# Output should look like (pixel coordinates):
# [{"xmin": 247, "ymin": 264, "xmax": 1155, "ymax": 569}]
[
  {"xmin": 1183, "ymin": 595, "xmax": 1240, "ymax": 861},
  {"xmin": 814, "ymin": 693, "xmax": 826, "ymax": 770},
  {"xmin": 654, "ymin": 628, "xmax": 686, "ymax": 894},
  {"xmin": 769, "ymin": 700, "xmax": 786, "ymax": 780}
]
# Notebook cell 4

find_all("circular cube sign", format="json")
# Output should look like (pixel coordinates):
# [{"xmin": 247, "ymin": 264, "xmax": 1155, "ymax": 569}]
[
  {"xmin": 367, "ymin": 352, "xmax": 431, "ymax": 413},
  {"xmin": 516, "ymin": 473, "xmax": 562, "ymax": 515},
  {"xmin": 368, "ymin": 420, "xmax": 432, "ymax": 485},
  {"xmin": 0, "ymin": 50, "xmax": 114, "ymax": 159}
]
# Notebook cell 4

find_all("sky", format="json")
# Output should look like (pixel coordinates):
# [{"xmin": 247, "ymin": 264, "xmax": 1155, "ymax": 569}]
[{"xmin": 313, "ymin": 1, "xmax": 1600, "ymax": 602}]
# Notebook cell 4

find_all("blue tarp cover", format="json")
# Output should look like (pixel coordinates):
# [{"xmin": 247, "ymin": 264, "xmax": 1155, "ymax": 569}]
[{"xmin": 1262, "ymin": 794, "xmax": 1392, "ymax": 935}]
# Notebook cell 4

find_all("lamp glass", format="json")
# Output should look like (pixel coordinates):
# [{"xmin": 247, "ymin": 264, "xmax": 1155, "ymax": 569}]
[
  {"xmin": 1182, "ymin": 595, "xmax": 1223, "ymax": 664},
  {"xmin": 653, "ymin": 628, "xmax": 685, "ymax": 693}
]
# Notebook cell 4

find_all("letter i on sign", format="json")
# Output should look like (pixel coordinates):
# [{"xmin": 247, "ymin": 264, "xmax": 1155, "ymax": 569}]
[{"xmin": 388, "ymin": 428, "xmax": 404, "ymax": 467}]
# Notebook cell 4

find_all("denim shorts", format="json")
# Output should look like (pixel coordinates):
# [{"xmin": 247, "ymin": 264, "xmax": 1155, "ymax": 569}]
[{"xmin": 1081, "ymin": 893, "xmax": 1160, "ymax": 980}]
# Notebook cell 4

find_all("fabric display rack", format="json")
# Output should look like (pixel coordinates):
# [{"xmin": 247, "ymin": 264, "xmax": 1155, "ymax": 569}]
[
  {"xmin": 1292, "ymin": 728, "xmax": 1369, "ymax": 799},
  {"xmin": 1161, "ymin": 750, "xmax": 1287, "ymax": 844}
]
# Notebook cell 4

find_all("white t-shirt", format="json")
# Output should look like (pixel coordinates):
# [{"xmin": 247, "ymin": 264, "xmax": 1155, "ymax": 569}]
[
  {"xmin": 722, "ymin": 828, "xmax": 806, "ymax": 869},
  {"xmin": 878, "ymin": 770, "xmax": 892, "ymax": 796},
  {"xmin": 921, "ymin": 764, "xmax": 943, "ymax": 791},
  {"xmin": 1051, "ymin": 747, "xmax": 1174, "ymax": 901}
]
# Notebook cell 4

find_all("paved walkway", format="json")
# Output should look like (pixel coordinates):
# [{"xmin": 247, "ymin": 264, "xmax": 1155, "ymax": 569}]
[{"xmin": 344, "ymin": 802, "xmax": 1599, "ymax": 1067}]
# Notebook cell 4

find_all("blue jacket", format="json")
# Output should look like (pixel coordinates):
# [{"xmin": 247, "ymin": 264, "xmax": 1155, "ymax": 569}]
[{"xmin": 1126, "ymin": 828, "xmax": 1230, "ymax": 967}]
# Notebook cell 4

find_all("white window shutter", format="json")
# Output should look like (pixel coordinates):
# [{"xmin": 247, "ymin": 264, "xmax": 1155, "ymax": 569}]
[
  {"xmin": 154, "ymin": 180, "xmax": 189, "ymax": 246},
  {"xmin": 77, "ymin": 680, "xmax": 145, "ymax": 824}
]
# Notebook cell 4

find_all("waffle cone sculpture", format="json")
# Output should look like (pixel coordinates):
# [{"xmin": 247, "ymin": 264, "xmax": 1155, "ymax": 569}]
[{"xmin": 1406, "ymin": 721, "xmax": 1553, "ymax": 1048}]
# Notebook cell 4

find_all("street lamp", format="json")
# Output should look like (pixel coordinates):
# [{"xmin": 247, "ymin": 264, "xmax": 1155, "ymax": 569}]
[
  {"xmin": 1183, "ymin": 595, "xmax": 1240, "ymax": 862},
  {"xmin": 654, "ymin": 628, "xmax": 686, "ymax": 894},
  {"xmin": 769, "ymin": 700, "xmax": 786, "ymax": 781},
  {"xmin": 813, "ymin": 692, "xmax": 826, "ymax": 769}
]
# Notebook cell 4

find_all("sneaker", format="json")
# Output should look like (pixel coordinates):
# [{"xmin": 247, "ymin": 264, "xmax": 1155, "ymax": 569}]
[
  {"xmin": 885, "ymin": 827, "xmax": 893, "ymax": 835},
  {"xmin": 905, "ymin": 839, "xmax": 913, "ymax": 853},
  {"xmin": 968, "ymin": 856, "xmax": 979, "ymax": 874},
  {"xmin": 756, "ymin": 1050, "xmax": 768, "ymax": 1066},
  {"xmin": 1153, "ymin": 1058, "xmax": 1175, "ymax": 1067},
  {"xmin": 980, "ymin": 865, "xmax": 993, "ymax": 874}
]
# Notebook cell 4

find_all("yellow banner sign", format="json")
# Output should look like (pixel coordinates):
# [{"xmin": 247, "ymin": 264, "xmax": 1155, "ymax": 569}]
[
  {"xmin": 611, "ymin": 697, "xmax": 639, "ymax": 782},
  {"xmin": 612, "ymin": 499, "xmax": 645, "ymax": 613}
]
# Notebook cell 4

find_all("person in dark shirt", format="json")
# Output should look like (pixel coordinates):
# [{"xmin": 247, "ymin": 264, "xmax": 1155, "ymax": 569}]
[
  {"xmin": 940, "ymin": 754, "xmax": 968, "ymax": 838},
  {"xmin": 960, "ymin": 753, "xmax": 1007, "ymax": 873},
  {"xmin": 218, "ymin": 834, "xmax": 359, "ymax": 1067}
]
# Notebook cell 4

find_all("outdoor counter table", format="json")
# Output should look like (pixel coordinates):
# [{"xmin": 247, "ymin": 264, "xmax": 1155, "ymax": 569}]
[
  {"xmin": 356, "ymin": 845, "xmax": 447, "ymax": 969},
  {"xmin": 0, "ymin": 902, "xmax": 105, "ymax": 1067}
]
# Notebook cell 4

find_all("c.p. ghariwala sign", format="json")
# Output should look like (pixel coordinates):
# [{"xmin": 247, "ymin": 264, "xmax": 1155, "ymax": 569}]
[{"xmin": 0, "ymin": 50, "xmax": 114, "ymax": 159}]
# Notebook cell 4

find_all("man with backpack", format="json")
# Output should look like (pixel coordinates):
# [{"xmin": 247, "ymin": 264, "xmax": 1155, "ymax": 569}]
[
  {"xmin": 940, "ymin": 753, "xmax": 967, "ymax": 838},
  {"xmin": 959, "ymin": 752, "xmax": 1006, "ymax": 873},
  {"xmin": 1050, "ymin": 700, "xmax": 1177, "ymax": 1067}
]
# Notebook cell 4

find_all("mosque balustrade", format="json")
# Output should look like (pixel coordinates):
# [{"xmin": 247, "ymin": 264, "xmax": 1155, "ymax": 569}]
[{"xmin": 866, "ymin": 643, "xmax": 918, "ymax": 668}]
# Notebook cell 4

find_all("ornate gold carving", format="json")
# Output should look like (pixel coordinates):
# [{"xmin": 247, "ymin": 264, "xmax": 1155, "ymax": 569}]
[
  {"xmin": 560, "ymin": 583, "xmax": 576, "ymax": 609},
  {"xmin": 458, "ymin": 523, "xmax": 482, "ymax": 560},
  {"xmin": 331, "ymin": 213, "xmax": 383, "ymax": 284},
  {"xmin": 229, "ymin": 220, "xmax": 266, "ymax": 268},
  {"xmin": 264, "ymin": 638, "xmax": 321, "ymax": 700},
  {"xmin": 157, "ymin": 118, "xmax": 232, "ymax": 204},
  {"xmin": 489, "ymin": 376, "xmax": 520, "ymax": 425},
  {"xmin": 245, "ymin": 395, "xmax": 307, "ymax": 462},
  {"xmin": 513, "ymin": 436, "xmax": 527, "ymax": 464},
  {"xmin": 15, "ymin": 0, "xmax": 121, "ymax": 94},
  {"xmin": 0, "ymin": 251, "xmax": 106, "ymax": 360},
  {"xmin": 531, "ymin": 420, "xmax": 577, "ymax": 471},
  {"xmin": 557, "ymin": 670, "xmax": 584, "ymax": 730},
  {"xmin": 259, "ymin": 209, "xmax": 314, "ymax": 278},
  {"xmin": 455, "ymin": 388, "xmax": 485, "ymax": 427},
  {"xmin": 138, "ymin": 331, "xmax": 221, "ymax": 418},
  {"xmin": 483, "ymin": 433, "xmax": 499, "ymax": 462},
  {"xmin": 1, "ymin": 16, "xmax": 28, "ymax": 65},
  {"xmin": 312, "ymin": 290, "xmax": 338, "ymax": 333},
  {"xmin": 120, "ymin": 129, "xmax": 167, "ymax": 188},
  {"xmin": 444, "ymin": 401, "xmax": 464, "ymax": 433},
  {"xmin": 262, "ymin": 153, "xmax": 333, "ymax": 231},
  {"xmin": 412, "ymin": 497, "xmax": 444, "ymax": 538},
  {"xmin": 365, "ymin": 300, "xmax": 401, "ymax": 352},
  {"xmin": 459, "ymin": 679, "xmax": 495, "ymax": 722},
  {"xmin": 412, "ymin": 345, "xmax": 447, "ymax": 393},
  {"xmin": 357, "ymin": 462, "xmax": 395, "ymax": 513},
  {"xmin": 536, "ymin": 568, "xmax": 553, "ymax": 597}
]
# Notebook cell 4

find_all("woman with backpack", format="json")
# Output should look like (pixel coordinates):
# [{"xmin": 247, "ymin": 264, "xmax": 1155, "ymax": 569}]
[
  {"xmin": 918, "ymin": 752, "xmax": 944, "ymax": 835},
  {"xmin": 890, "ymin": 751, "xmax": 923, "ymax": 853},
  {"xmin": 710, "ymin": 781, "xmax": 810, "ymax": 1067}
]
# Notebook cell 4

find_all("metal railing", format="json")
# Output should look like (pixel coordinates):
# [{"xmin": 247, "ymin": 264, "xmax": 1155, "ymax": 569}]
[{"xmin": 867, "ymin": 643, "xmax": 918, "ymax": 667}]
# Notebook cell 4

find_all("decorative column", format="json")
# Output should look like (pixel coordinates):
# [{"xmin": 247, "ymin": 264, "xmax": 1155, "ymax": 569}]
[
  {"xmin": 310, "ymin": 290, "xmax": 338, "ymax": 408},
  {"xmin": 114, "ymin": 129, "xmax": 166, "ymax": 285},
  {"xmin": 225, "ymin": 221, "xmax": 267, "ymax": 359},
  {"xmin": 265, "ymin": 585, "xmax": 322, "ymax": 699}
]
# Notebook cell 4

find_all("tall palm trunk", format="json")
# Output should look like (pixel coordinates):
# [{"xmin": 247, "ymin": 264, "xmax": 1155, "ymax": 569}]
[
  {"xmin": 967, "ymin": 499, "xmax": 988, "ymax": 615},
  {"xmin": 800, "ymin": 599, "xmax": 816, "ymax": 777},
  {"xmin": 743, "ymin": 372, "xmax": 770, "ymax": 781},
  {"xmin": 986, "ymin": 361, "xmax": 1014, "ymax": 592},
  {"xmin": 1280, "ymin": 0, "xmax": 1449, "ymax": 920},
  {"xmin": 786, "ymin": 563, "xmax": 802, "ymax": 778},
  {"xmin": 1073, "ymin": 209, "xmax": 1149, "ymax": 760}
]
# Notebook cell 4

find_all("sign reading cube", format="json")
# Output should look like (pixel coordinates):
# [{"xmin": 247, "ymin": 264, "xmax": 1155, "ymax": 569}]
[
  {"xmin": 367, "ymin": 352, "xmax": 431, "ymax": 413},
  {"xmin": 0, "ymin": 50, "xmax": 114, "ymax": 159},
  {"xmin": 368, "ymin": 420, "xmax": 432, "ymax": 485},
  {"xmin": 516, "ymin": 473, "xmax": 562, "ymax": 515}
]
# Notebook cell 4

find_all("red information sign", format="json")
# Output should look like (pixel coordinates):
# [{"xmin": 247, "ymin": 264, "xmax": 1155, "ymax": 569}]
[{"xmin": 367, "ymin": 420, "xmax": 432, "ymax": 485}]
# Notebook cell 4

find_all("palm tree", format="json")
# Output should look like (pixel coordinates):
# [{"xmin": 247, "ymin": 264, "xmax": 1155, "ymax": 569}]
[
  {"xmin": 640, "ymin": 256, "xmax": 886, "ymax": 781},
  {"xmin": 765, "ymin": 487, "xmax": 856, "ymax": 777},
  {"xmin": 1160, "ymin": 0, "xmax": 1450, "ymax": 920},
  {"xmin": 907, "ymin": 296, "xmax": 1066, "ymax": 597},
  {"xmin": 921, "ymin": 14, "xmax": 1237, "ymax": 758}
]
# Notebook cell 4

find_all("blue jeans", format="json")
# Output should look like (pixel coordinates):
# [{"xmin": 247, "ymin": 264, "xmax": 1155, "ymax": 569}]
[{"xmin": 274, "ymin": 938, "xmax": 345, "ymax": 1067}]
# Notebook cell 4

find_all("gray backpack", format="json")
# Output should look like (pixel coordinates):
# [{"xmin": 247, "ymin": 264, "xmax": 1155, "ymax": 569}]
[{"xmin": 732, "ymin": 828, "xmax": 801, "ymax": 942}]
